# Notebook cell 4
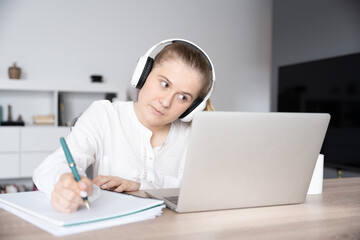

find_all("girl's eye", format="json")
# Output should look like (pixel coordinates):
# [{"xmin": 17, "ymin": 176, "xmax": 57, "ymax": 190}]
[
  {"xmin": 178, "ymin": 94, "xmax": 187, "ymax": 102},
  {"xmin": 161, "ymin": 81, "xmax": 169, "ymax": 88}
]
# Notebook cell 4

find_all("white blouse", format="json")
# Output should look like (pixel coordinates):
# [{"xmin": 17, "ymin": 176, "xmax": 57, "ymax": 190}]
[{"xmin": 33, "ymin": 100, "xmax": 191, "ymax": 195}]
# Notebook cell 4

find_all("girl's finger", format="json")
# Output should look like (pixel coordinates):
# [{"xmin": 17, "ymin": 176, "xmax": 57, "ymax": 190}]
[{"xmin": 92, "ymin": 175, "xmax": 110, "ymax": 186}]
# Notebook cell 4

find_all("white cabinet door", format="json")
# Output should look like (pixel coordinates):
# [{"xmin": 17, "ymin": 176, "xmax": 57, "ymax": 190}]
[
  {"xmin": 0, "ymin": 127, "xmax": 70, "ymax": 179},
  {"xmin": 20, "ymin": 152, "xmax": 50, "ymax": 177},
  {"xmin": 0, "ymin": 127, "xmax": 20, "ymax": 152},
  {"xmin": 21, "ymin": 127, "xmax": 69, "ymax": 152},
  {"xmin": 0, "ymin": 154, "xmax": 20, "ymax": 179}
]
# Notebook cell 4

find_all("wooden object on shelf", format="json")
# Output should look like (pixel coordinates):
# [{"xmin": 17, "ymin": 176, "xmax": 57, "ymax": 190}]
[
  {"xmin": 33, "ymin": 114, "xmax": 55, "ymax": 125},
  {"xmin": 8, "ymin": 63, "xmax": 21, "ymax": 79}
]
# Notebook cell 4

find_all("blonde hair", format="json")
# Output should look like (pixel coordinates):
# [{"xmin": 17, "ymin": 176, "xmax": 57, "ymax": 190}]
[
  {"xmin": 204, "ymin": 99, "xmax": 215, "ymax": 111},
  {"xmin": 154, "ymin": 42, "xmax": 215, "ymax": 111}
]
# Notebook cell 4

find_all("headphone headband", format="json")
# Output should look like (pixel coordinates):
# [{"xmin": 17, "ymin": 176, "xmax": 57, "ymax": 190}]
[{"xmin": 130, "ymin": 38, "xmax": 216, "ymax": 122}]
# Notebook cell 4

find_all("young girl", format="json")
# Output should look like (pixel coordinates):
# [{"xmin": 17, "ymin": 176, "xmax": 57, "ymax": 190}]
[{"xmin": 33, "ymin": 39, "xmax": 216, "ymax": 213}]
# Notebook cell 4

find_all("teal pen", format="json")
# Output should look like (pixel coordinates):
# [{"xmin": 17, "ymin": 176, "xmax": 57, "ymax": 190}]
[{"xmin": 60, "ymin": 137, "xmax": 90, "ymax": 210}]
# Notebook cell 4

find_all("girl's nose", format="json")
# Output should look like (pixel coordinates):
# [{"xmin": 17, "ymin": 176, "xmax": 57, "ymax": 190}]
[{"xmin": 159, "ymin": 93, "xmax": 173, "ymax": 108}]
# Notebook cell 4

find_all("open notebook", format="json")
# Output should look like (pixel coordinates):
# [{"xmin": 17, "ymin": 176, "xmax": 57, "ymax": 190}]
[{"xmin": 0, "ymin": 190, "xmax": 164, "ymax": 236}]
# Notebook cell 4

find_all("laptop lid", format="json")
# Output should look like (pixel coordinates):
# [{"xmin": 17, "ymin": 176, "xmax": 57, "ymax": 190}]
[{"xmin": 147, "ymin": 111, "xmax": 330, "ymax": 213}]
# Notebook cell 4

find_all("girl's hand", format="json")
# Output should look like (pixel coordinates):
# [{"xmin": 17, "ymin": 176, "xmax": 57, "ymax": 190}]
[
  {"xmin": 51, "ymin": 173, "xmax": 93, "ymax": 213},
  {"xmin": 92, "ymin": 175, "xmax": 140, "ymax": 192}
]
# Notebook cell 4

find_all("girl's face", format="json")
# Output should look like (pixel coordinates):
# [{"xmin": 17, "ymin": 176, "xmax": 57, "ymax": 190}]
[{"xmin": 135, "ymin": 59, "xmax": 203, "ymax": 129}]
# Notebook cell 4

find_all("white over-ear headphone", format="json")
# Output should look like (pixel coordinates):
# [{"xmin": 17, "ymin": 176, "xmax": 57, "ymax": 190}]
[{"xmin": 130, "ymin": 38, "xmax": 216, "ymax": 122}]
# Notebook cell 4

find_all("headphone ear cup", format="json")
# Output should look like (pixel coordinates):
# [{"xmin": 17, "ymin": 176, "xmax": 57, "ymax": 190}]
[
  {"xmin": 179, "ymin": 98, "xmax": 203, "ymax": 120},
  {"xmin": 136, "ymin": 57, "xmax": 154, "ymax": 89}
]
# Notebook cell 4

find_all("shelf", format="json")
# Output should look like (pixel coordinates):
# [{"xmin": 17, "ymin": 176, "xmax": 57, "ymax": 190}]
[
  {"xmin": 0, "ymin": 79, "xmax": 120, "ymax": 126},
  {"xmin": 0, "ymin": 79, "xmax": 119, "ymax": 93}
]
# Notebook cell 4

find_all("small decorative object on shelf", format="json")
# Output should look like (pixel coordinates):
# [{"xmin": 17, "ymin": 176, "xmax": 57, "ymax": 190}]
[
  {"xmin": 0, "ymin": 105, "xmax": 25, "ymax": 126},
  {"xmin": 7, "ymin": 105, "xmax": 12, "ymax": 121},
  {"xmin": 17, "ymin": 114, "xmax": 23, "ymax": 122},
  {"xmin": 91, "ymin": 75, "xmax": 103, "ymax": 83},
  {"xmin": 8, "ymin": 62, "xmax": 21, "ymax": 79}
]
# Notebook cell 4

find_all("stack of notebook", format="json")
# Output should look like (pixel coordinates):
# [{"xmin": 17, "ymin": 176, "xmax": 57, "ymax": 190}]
[{"xmin": 0, "ymin": 190, "xmax": 164, "ymax": 236}]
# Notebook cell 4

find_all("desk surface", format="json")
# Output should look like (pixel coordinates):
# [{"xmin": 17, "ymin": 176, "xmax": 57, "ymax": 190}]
[{"xmin": 1, "ymin": 177, "xmax": 360, "ymax": 240}]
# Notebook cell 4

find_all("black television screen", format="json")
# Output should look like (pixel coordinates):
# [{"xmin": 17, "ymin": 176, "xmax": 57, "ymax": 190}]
[{"xmin": 278, "ymin": 52, "xmax": 360, "ymax": 171}]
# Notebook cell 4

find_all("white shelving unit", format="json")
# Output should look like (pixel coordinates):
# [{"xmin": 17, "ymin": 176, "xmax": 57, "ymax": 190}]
[
  {"xmin": 0, "ymin": 79, "xmax": 120, "ymax": 126},
  {"xmin": 0, "ymin": 79, "xmax": 121, "ymax": 180}
]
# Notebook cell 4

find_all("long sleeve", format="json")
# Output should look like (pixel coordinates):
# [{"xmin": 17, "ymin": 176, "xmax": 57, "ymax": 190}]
[{"xmin": 32, "ymin": 101, "xmax": 108, "ymax": 196}]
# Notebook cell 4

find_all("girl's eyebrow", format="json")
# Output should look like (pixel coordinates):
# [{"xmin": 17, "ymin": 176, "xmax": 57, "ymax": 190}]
[{"xmin": 158, "ymin": 75, "xmax": 194, "ymax": 100}]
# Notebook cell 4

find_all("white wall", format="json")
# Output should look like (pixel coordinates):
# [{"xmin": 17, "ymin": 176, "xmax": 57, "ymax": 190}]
[
  {"xmin": 271, "ymin": 0, "xmax": 360, "ymax": 111},
  {"xmin": 0, "ymin": 0, "xmax": 272, "ymax": 112}
]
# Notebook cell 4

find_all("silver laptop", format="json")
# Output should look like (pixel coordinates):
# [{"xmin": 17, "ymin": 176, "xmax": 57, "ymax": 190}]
[{"xmin": 146, "ymin": 111, "xmax": 330, "ymax": 213}]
